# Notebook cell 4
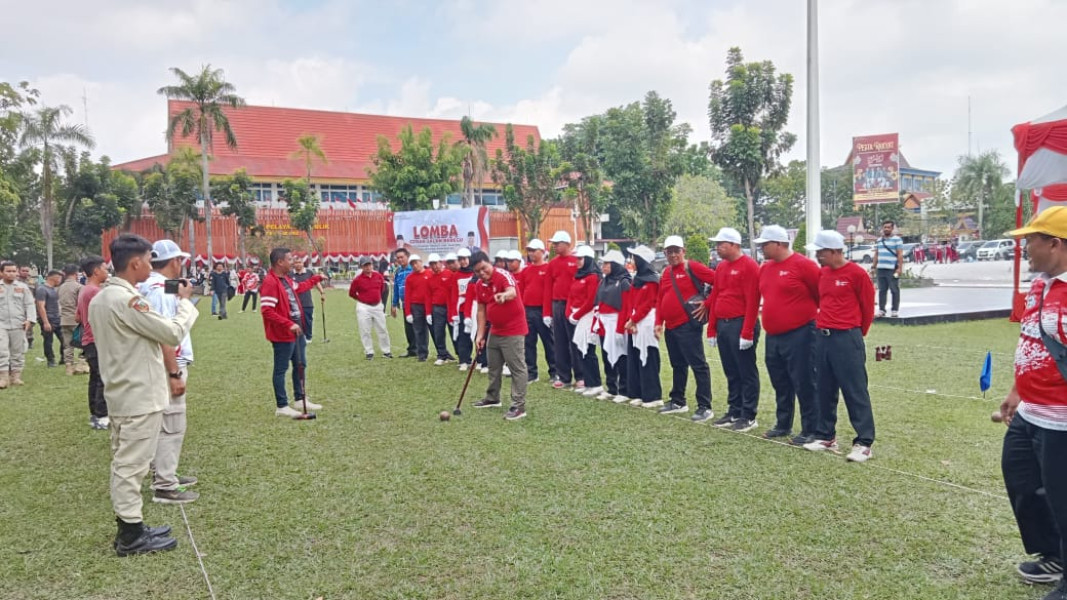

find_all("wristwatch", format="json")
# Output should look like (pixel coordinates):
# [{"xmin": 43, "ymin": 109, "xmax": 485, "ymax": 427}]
[{"xmin": 169, "ymin": 371, "xmax": 182, "ymax": 380}]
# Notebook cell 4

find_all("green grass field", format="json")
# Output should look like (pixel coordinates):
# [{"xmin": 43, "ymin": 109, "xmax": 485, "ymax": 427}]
[{"xmin": 0, "ymin": 288, "xmax": 1046, "ymax": 599}]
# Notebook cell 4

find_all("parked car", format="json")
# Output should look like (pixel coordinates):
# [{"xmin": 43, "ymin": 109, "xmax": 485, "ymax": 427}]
[
  {"xmin": 957, "ymin": 240, "xmax": 982, "ymax": 262},
  {"xmin": 977, "ymin": 239, "xmax": 1014, "ymax": 261},
  {"xmin": 901, "ymin": 242, "xmax": 918, "ymax": 262},
  {"xmin": 848, "ymin": 244, "xmax": 876, "ymax": 264},
  {"xmin": 652, "ymin": 251, "xmax": 667, "ymax": 272}
]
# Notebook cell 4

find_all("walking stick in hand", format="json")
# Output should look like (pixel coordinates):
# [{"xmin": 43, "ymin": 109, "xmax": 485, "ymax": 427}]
[{"xmin": 320, "ymin": 294, "xmax": 330, "ymax": 343}]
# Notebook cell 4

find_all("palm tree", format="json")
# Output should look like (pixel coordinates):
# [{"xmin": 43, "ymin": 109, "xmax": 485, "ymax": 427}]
[
  {"xmin": 954, "ymin": 150, "xmax": 1009, "ymax": 237},
  {"xmin": 158, "ymin": 65, "xmax": 245, "ymax": 266},
  {"xmin": 19, "ymin": 105, "xmax": 95, "ymax": 269},
  {"xmin": 456, "ymin": 116, "xmax": 497, "ymax": 208},
  {"xmin": 291, "ymin": 134, "xmax": 328, "ymax": 188}
]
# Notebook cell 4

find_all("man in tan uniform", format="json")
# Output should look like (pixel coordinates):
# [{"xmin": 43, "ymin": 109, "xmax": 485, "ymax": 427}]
[
  {"xmin": 89, "ymin": 234, "xmax": 199, "ymax": 556},
  {"xmin": 58, "ymin": 264, "xmax": 88, "ymax": 375},
  {"xmin": 0, "ymin": 261, "xmax": 35, "ymax": 389}
]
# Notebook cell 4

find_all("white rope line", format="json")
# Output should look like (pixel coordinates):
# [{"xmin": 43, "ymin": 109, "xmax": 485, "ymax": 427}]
[
  {"xmin": 180, "ymin": 504, "xmax": 218, "ymax": 600},
  {"xmin": 868, "ymin": 384, "xmax": 995, "ymax": 402}
]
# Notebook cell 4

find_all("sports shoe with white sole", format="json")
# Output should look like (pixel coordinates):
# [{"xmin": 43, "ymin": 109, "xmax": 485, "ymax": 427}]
[
  {"xmin": 458, "ymin": 363, "xmax": 470, "ymax": 372},
  {"xmin": 1018, "ymin": 556, "xmax": 1064, "ymax": 584},
  {"xmin": 434, "ymin": 359, "xmax": 446, "ymax": 366},
  {"xmin": 504, "ymin": 408, "xmax": 526, "ymax": 421},
  {"xmin": 503, "ymin": 366, "xmax": 512, "ymax": 377},
  {"xmin": 803, "ymin": 438, "xmax": 839, "ymax": 452},
  {"xmin": 890, "ymin": 311, "xmax": 899, "ymax": 318},
  {"xmin": 730, "ymin": 418, "xmax": 758, "ymax": 433},
  {"xmin": 479, "ymin": 366, "xmax": 489, "ymax": 374},
  {"xmin": 629, "ymin": 397, "xmax": 644, "ymax": 406},
  {"xmin": 152, "ymin": 487, "xmax": 199, "ymax": 504},
  {"xmin": 612, "ymin": 395, "xmax": 630, "ymax": 404},
  {"xmin": 712, "ymin": 415, "xmax": 737, "ymax": 428},
  {"xmin": 275, "ymin": 406, "xmax": 303, "ymax": 418},
  {"xmin": 97, "ymin": 416, "xmax": 110, "ymax": 429},
  {"xmin": 641, "ymin": 400, "xmax": 664, "ymax": 408},
  {"xmin": 582, "ymin": 386, "xmax": 604, "ymax": 397},
  {"xmin": 846, "ymin": 444, "xmax": 872, "ymax": 463},
  {"xmin": 596, "ymin": 391, "xmax": 613, "ymax": 400},
  {"xmin": 691, "ymin": 408, "xmax": 714, "ymax": 423},
  {"xmin": 292, "ymin": 399, "xmax": 322, "ymax": 411},
  {"xmin": 658, "ymin": 401, "xmax": 689, "ymax": 415}
]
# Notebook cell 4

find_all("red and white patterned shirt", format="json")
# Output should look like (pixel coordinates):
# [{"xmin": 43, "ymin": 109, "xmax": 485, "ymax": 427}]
[{"xmin": 1016, "ymin": 273, "xmax": 1067, "ymax": 431}]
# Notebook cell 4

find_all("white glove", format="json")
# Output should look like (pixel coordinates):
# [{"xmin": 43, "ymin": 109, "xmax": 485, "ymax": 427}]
[
  {"xmin": 568, "ymin": 317, "xmax": 579, "ymax": 326},
  {"xmin": 426, "ymin": 315, "xmax": 433, "ymax": 325},
  {"xmin": 405, "ymin": 315, "xmax": 413, "ymax": 324},
  {"xmin": 464, "ymin": 317, "xmax": 473, "ymax": 329},
  {"xmin": 706, "ymin": 337, "xmax": 717, "ymax": 348},
  {"xmin": 739, "ymin": 337, "xmax": 754, "ymax": 351},
  {"xmin": 451, "ymin": 316, "xmax": 459, "ymax": 325},
  {"xmin": 543, "ymin": 316, "xmax": 553, "ymax": 328}
]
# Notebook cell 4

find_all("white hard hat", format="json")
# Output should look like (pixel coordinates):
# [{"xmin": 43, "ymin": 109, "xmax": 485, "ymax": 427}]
[
  {"xmin": 456, "ymin": 248, "xmax": 471, "ymax": 258},
  {"xmin": 444, "ymin": 252, "xmax": 458, "ymax": 261},
  {"xmin": 754, "ymin": 225, "xmax": 790, "ymax": 244},
  {"xmin": 526, "ymin": 238, "xmax": 546, "ymax": 251},
  {"xmin": 602, "ymin": 250, "xmax": 625, "ymax": 265},
  {"xmin": 549, "ymin": 230, "xmax": 572, "ymax": 244},
  {"xmin": 575, "ymin": 245, "xmax": 595, "ymax": 259},
  {"xmin": 506, "ymin": 250, "xmax": 523, "ymax": 261},
  {"xmin": 710, "ymin": 227, "xmax": 743, "ymax": 244},
  {"xmin": 805, "ymin": 230, "xmax": 846, "ymax": 251},
  {"xmin": 409, "ymin": 254, "xmax": 422, "ymax": 263},
  {"xmin": 628, "ymin": 245, "xmax": 655, "ymax": 264},
  {"xmin": 663, "ymin": 235, "xmax": 685, "ymax": 249},
  {"xmin": 495, "ymin": 249, "xmax": 509, "ymax": 259},
  {"xmin": 427, "ymin": 253, "xmax": 442, "ymax": 263}
]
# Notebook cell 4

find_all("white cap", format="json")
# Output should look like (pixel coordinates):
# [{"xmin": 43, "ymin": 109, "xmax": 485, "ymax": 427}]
[
  {"xmin": 409, "ymin": 254, "xmax": 422, "ymax": 263},
  {"xmin": 629, "ymin": 245, "xmax": 655, "ymax": 264},
  {"xmin": 151, "ymin": 239, "xmax": 190, "ymax": 262},
  {"xmin": 444, "ymin": 252, "xmax": 458, "ymax": 261},
  {"xmin": 427, "ymin": 253, "xmax": 441, "ymax": 263},
  {"xmin": 754, "ymin": 225, "xmax": 790, "ymax": 244},
  {"xmin": 602, "ymin": 250, "xmax": 625, "ymax": 265},
  {"xmin": 663, "ymin": 235, "xmax": 685, "ymax": 249},
  {"xmin": 456, "ymin": 248, "xmax": 471, "ymax": 258},
  {"xmin": 525, "ymin": 238, "xmax": 546, "ymax": 251},
  {"xmin": 710, "ymin": 227, "xmax": 743, "ymax": 244},
  {"xmin": 575, "ymin": 245, "xmax": 595, "ymax": 259},
  {"xmin": 805, "ymin": 230, "xmax": 846, "ymax": 251},
  {"xmin": 495, "ymin": 249, "xmax": 509, "ymax": 259},
  {"xmin": 549, "ymin": 230, "xmax": 572, "ymax": 244},
  {"xmin": 506, "ymin": 250, "xmax": 523, "ymax": 261}
]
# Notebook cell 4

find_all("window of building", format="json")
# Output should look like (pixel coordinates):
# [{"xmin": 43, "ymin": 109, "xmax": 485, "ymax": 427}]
[{"xmin": 250, "ymin": 183, "xmax": 273, "ymax": 203}]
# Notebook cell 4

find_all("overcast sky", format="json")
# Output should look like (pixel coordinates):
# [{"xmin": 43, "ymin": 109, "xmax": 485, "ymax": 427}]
[{"xmin": 2, "ymin": 0, "xmax": 1062, "ymax": 176}]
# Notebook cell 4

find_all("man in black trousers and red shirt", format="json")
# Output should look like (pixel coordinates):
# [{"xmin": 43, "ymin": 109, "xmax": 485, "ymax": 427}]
[
  {"xmin": 655, "ymin": 235, "xmax": 716, "ymax": 419},
  {"xmin": 518, "ymin": 238, "xmax": 555, "ymax": 384},
  {"xmin": 544, "ymin": 231, "xmax": 581, "ymax": 389}
]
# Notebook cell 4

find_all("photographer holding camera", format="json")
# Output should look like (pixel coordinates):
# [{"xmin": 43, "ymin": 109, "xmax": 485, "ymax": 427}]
[{"xmin": 138, "ymin": 240, "xmax": 199, "ymax": 505}]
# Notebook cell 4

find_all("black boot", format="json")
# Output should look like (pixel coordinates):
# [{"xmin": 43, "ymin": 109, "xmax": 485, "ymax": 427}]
[{"xmin": 114, "ymin": 518, "xmax": 177, "ymax": 557}]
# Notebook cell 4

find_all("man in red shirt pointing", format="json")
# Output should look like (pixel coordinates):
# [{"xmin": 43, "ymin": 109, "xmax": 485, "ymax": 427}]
[
  {"xmin": 699, "ymin": 227, "xmax": 761, "ymax": 430},
  {"xmin": 349, "ymin": 256, "xmax": 391, "ymax": 360},
  {"xmin": 755, "ymin": 225, "xmax": 821, "ymax": 445},
  {"xmin": 803, "ymin": 230, "xmax": 876, "ymax": 463},
  {"xmin": 999, "ymin": 206, "xmax": 1067, "ymax": 593},
  {"xmin": 469, "ymin": 251, "xmax": 530, "ymax": 420}
]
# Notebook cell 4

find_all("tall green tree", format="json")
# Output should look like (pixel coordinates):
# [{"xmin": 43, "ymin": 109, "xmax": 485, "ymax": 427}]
[
  {"xmin": 19, "ymin": 104, "xmax": 95, "ymax": 269},
  {"xmin": 291, "ymin": 134, "xmax": 328, "ymax": 187},
  {"xmin": 760, "ymin": 160, "xmax": 807, "ymax": 227},
  {"xmin": 215, "ymin": 169, "xmax": 257, "ymax": 263},
  {"xmin": 558, "ymin": 117, "xmax": 607, "ymax": 244},
  {"xmin": 953, "ymin": 150, "xmax": 1010, "ymax": 237},
  {"xmin": 491, "ymin": 125, "xmax": 561, "ymax": 241},
  {"xmin": 141, "ymin": 160, "xmax": 201, "ymax": 242},
  {"xmin": 281, "ymin": 179, "xmax": 322, "ymax": 256},
  {"xmin": 708, "ymin": 47, "xmax": 796, "ymax": 254},
  {"xmin": 663, "ymin": 174, "xmax": 737, "ymax": 239},
  {"xmin": 158, "ymin": 65, "xmax": 246, "ymax": 265},
  {"xmin": 367, "ymin": 125, "xmax": 462, "ymax": 211},
  {"xmin": 456, "ymin": 116, "xmax": 497, "ymax": 208}
]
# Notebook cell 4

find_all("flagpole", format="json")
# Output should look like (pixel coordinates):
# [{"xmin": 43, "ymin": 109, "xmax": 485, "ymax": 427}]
[{"xmin": 805, "ymin": 0, "xmax": 822, "ymax": 252}]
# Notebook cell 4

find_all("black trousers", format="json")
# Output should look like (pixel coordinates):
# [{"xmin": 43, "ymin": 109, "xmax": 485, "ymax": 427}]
[
  {"xmin": 626, "ymin": 335, "xmax": 661, "ymax": 402},
  {"xmin": 765, "ymin": 322, "xmax": 817, "ymax": 435},
  {"xmin": 242, "ymin": 291, "xmax": 258, "ymax": 311},
  {"xmin": 552, "ymin": 300, "xmax": 583, "ymax": 384},
  {"xmin": 579, "ymin": 344, "xmax": 601, "ymax": 387},
  {"xmin": 410, "ymin": 304, "xmax": 430, "ymax": 360},
  {"xmin": 476, "ymin": 324, "xmax": 489, "ymax": 367},
  {"xmin": 876, "ymin": 269, "xmax": 900, "ymax": 312},
  {"xmin": 716, "ymin": 318, "xmax": 761, "ymax": 420},
  {"xmin": 430, "ymin": 305, "xmax": 453, "ymax": 359},
  {"xmin": 401, "ymin": 309, "xmax": 417, "ymax": 355},
  {"xmin": 664, "ymin": 321, "xmax": 712, "ymax": 409},
  {"xmin": 813, "ymin": 328, "xmax": 875, "ymax": 446},
  {"xmin": 524, "ymin": 306, "xmax": 556, "ymax": 381},
  {"xmin": 82, "ymin": 343, "xmax": 107, "ymax": 418},
  {"xmin": 455, "ymin": 319, "xmax": 473, "ymax": 364},
  {"xmin": 1002, "ymin": 415, "xmax": 1067, "ymax": 563},
  {"xmin": 41, "ymin": 320, "xmax": 64, "ymax": 364},
  {"xmin": 602, "ymin": 348, "xmax": 628, "ymax": 396}
]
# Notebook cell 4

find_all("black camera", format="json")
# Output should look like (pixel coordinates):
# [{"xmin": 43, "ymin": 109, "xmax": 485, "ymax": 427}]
[{"xmin": 163, "ymin": 279, "xmax": 185, "ymax": 294}]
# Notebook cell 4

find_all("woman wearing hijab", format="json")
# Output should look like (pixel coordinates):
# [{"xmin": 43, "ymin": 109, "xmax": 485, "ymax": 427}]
[
  {"xmin": 566, "ymin": 245, "xmax": 602, "ymax": 396},
  {"xmin": 623, "ymin": 245, "xmax": 663, "ymax": 408},
  {"xmin": 593, "ymin": 250, "xmax": 632, "ymax": 401}
]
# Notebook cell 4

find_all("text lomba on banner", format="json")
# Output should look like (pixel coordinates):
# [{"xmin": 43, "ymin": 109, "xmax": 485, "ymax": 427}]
[
  {"xmin": 388, "ymin": 206, "xmax": 490, "ymax": 257},
  {"xmin": 852, "ymin": 133, "xmax": 900, "ymax": 207}
]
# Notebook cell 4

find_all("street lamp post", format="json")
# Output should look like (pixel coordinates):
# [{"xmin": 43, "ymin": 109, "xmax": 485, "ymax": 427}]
[{"xmin": 847, "ymin": 224, "xmax": 857, "ymax": 260}]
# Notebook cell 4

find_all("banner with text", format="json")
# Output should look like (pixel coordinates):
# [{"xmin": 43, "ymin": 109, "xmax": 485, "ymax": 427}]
[
  {"xmin": 852, "ymin": 133, "xmax": 900, "ymax": 207},
  {"xmin": 388, "ymin": 206, "xmax": 490, "ymax": 258}
]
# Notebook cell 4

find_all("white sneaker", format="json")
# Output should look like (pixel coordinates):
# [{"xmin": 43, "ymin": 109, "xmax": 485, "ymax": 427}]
[
  {"xmin": 612, "ymin": 395, "xmax": 630, "ymax": 404},
  {"xmin": 876, "ymin": 310, "xmax": 886, "ymax": 318},
  {"xmin": 846, "ymin": 444, "xmax": 872, "ymax": 463},
  {"xmin": 803, "ymin": 438, "xmax": 839, "ymax": 452},
  {"xmin": 275, "ymin": 406, "xmax": 302, "ymax": 418},
  {"xmin": 479, "ymin": 366, "xmax": 489, "ymax": 374},
  {"xmin": 628, "ymin": 398, "xmax": 644, "ymax": 407},
  {"xmin": 641, "ymin": 400, "xmax": 665, "ymax": 409},
  {"xmin": 596, "ymin": 391, "xmax": 613, "ymax": 401},
  {"xmin": 292, "ymin": 399, "xmax": 322, "ymax": 411},
  {"xmin": 582, "ymin": 386, "xmax": 604, "ymax": 397},
  {"xmin": 306, "ymin": 338, "xmax": 312, "ymax": 345},
  {"xmin": 434, "ymin": 359, "xmax": 445, "ymax": 366},
  {"xmin": 503, "ymin": 366, "xmax": 512, "ymax": 377},
  {"xmin": 97, "ymin": 416, "xmax": 110, "ymax": 428},
  {"xmin": 890, "ymin": 311, "xmax": 899, "ymax": 318},
  {"xmin": 458, "ymin": 363, "xmax": 470, "ymax": 372}
]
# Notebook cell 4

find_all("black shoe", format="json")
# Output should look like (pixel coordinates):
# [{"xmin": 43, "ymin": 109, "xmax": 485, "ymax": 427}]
[
  {"xmin": 764, "ymin": 428, "xmax": 791, "ymax": 439},
  {"xmin": 658, "ymin": 401, "xmax": 688, "ymax": 415},
  {"xmin": 144, "ymin": 524, "xmax": 172, "ymax": 537},
  {"xmin": 47, "ymin": 360, "xmax": 57, "ymax": 368},
  {"xmin": 366, "ymin": 354, "xmax": 374, "ymax": 360},
  {"xmin": 789, "ymin": 433, "xmax": 814, "ymax": 446},
  {"xmin": 114, "ymin": 521, "xmax": 178, "ymax": 557},
  {"xmin": 691, "ymin": 408, "xmax": 713, "ymax": 423},
  {"xmin": 397, "ymin": 352, "xmax": 416, "ymax": 358},
  {"xmin": 383, "ymin": 353, "xmax": 393, "ymax": 359},
  {"xmin": 473, "ymin": 398, "xmax": 502, "ymax": 408},
  {"xmin": 504, "ymin": 408, "xmax": 527, "ymax": 421},
  {"xmin": 1019, "ymin": 556, "xmax": 1065, "ymax": 584},
  {"xmin": 712, "ymin": 415, "xmax": 737, "ymax": 428},
  {"xmin": 730, "ymin": 418, "xmax": 758, "ymax": 433},
  {"xmin": 417, "ymin": 357, "xmax": 427, "ymax": 362}
]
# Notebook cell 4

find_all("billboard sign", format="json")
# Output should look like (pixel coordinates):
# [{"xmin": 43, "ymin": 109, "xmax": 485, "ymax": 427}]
[
  {"xmin": 852, "ymin": 133, "xmax": 900, "ymax": 206},
  {"xmin": 388, "ymin": 206, "xmax": 490, "ymax": 258}
]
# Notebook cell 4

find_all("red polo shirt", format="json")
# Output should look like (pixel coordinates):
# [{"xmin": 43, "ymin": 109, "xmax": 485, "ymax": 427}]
[
  {"xmin": 429, "ymin": 269, "xmax": 454, "ymax": 306},
  {"xmin": 543, "ymin": 253, "xmax": 580, "ymax": 312},
  {"xmin": 706, "ymin": 254, "xmax": 760, "ymax": 339},
  {"xmin": 758, "ymin": 252, "xmax": 821, "ymax": 335},
  {"xmin": 348, "ymin": 271, "xmax": 385, "ymax": 305},
  {"xmin": 519, "ymin": 262, "xmax": 550, "ymax": 308},
  {"xmin": 403, "ymin": 269, "xmax": 433, "ymax": 316},
  {"xmin": 475, "ymin": 268, "xmax": 527, "ymax": 336},
  {"xmin": 656, "ymin": 260, "xmax": 716, "ymax": 330},
  {"xmin": 815, "ymin": 261, "xmax": 875, "ymax": 334}
]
